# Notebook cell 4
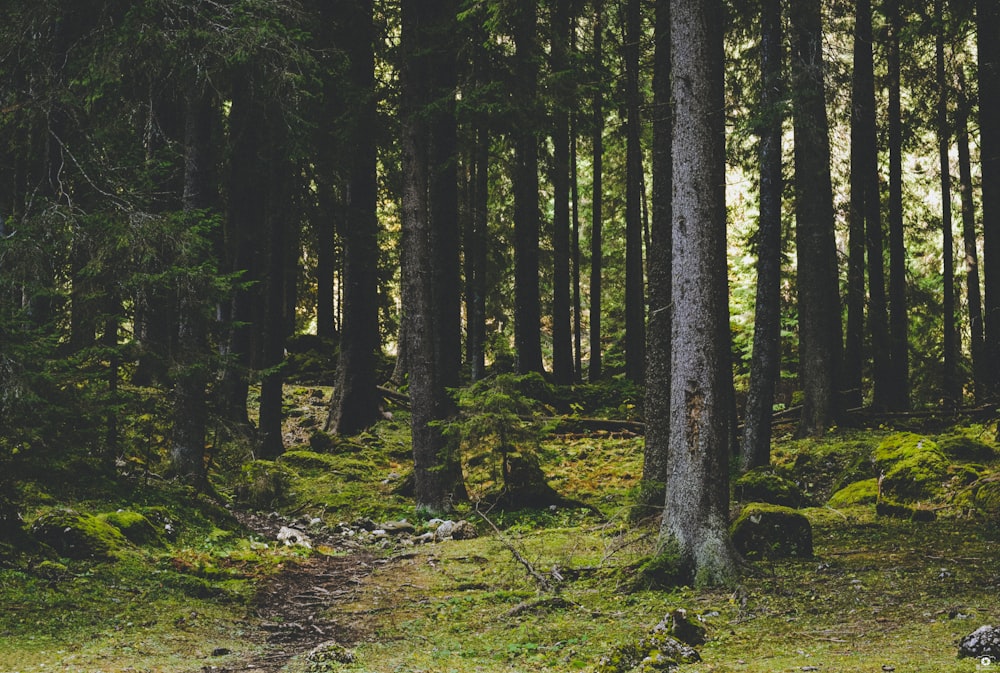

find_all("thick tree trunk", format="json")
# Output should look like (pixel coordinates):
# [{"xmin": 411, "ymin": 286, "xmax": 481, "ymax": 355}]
[
  {"xmin": 551, "ymin": 0, "xmax": 574, "ymax": 384},
  {"xmin": 937, "ymin": 0, "xmax": 959, "ymax": 407},
  {"xmin": 790, "ymin": 0, "xmax": 843, "ymax": 436},
  {"xmin": 571, "ymin": 116, "xmax": 583, "ymax": 381},
  {"xmin": 328, "ymin": 0, "xmax": 382, "ymax": 437},
  {"xmin": 657, "ymin": 0, "xmax": 741, "ymax": 588},
  {"xmin": 623, "ymin": 0, "xmax": 645, "ymax": 385},
  {"xmin": 977, "ymin": 0, "xmax": 1000, "ymax": 400},
  {"xmin": 642, "ymin": 0, "xmax": 670, "ymax": 505},
  {"xmin": 741, "ymin": 0, "xmax": 783, "ymax": 473},
  {"xmin": 400, "ymin": 0, "xmax": 467, "ymax": 514},
  {"xmin": 589, "ymin": 0, "xmax": 604, "ymax": 383},
  {"xmin": 886, "ymin": 0, "xmax": 910, "ymax": 410},
  {"xmin": 512, "ymin": 2, "xmax": 545, "ymax": 376}
]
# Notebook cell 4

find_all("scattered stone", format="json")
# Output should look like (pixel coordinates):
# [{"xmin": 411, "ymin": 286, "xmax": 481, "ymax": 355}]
[
  {"xmin": 210, "ymin": 647, "xmax": 231, "ymax": 657},
  {"xmin": 595, "ymin": 621, "xmax": 701, "ymax": 673},
  {"xmin": 305, "ymin": 640, "xmax": 355, "ymax": 671},
  {"xmin": 959, "ymin": 625, "xmax": 1000, "ymax": 659},
  {"xmin": 730, "ymin": 503, "xmax": 813, "ymax": 559},
  {"xmin": 659, "ymin": 609, "xmax": 706, "ymax": 646},
  {"xmin": 380, "ymin": 520, "xmax": 416, "ymax": 536},
  {"xmin": 276, "ymin": 526, "xmax": 312, "ymax": 548},
  {"xmin": 434, "ymin": 520, "xmax": 456, "ymax": 541},
  {"xmin": 450, "ymin": 520, "xmax": 478, "ymax": 540}
]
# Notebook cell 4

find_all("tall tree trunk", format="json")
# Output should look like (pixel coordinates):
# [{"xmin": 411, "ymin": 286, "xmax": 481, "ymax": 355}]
[
  {"xmin": 937, "ymin": 0, "xmax": 959, "ymax": 407},
  {"xmin": 741, "ymin": 0, "xmax": 783, "ymax": 472},
  {"xmin": 623, "ymin": 0, "xmax": 645, "ymax": 384},
  {"xmin": 589, "ymin": 0, "xmax": 605, "ymax": 383},
  {"xmin": 469, "ymin": 123, "xmax": 489, "ymax": 381},
  {"xmin": 886, "ymin": 0, "xmax": 910, "ymax": 410},
  {"xmin": 790, "ymin": 0, "xmax": 843, "ymax": 436},
  {"xmin": 551, "ymin": 0, "xmax": 574, "ymax": 384},
  {"xmin": 977, "ymin": 0, "xmax": 1000, "ymax": 400},
  {"xmin": 642, "ymin": 0, "xmax": 670, "ymax": 507},
  {"xmin": 171, "ymin": 88, "xmax": 216, "ymax": 487},
  {"xmin": 957, "ymin": 72, "xmax": 986, "ymax": 404},
  {"xmin": 658, "ymin": 0, "xmax": 740, "ymax": 587},
  {"xmin": 328, "ymin": 0, "xmax": 382, "ymax": 437},
  {"xmin": 512, "ymin": 2, "xmax": 545, "ymax": 375},
  {"xmin": 400, "ymin": 0, "xmax": 467, "ymax": 514},
  {"xmin": 572, "ymin": 116, "xmax": 583, "ymax": 381}
]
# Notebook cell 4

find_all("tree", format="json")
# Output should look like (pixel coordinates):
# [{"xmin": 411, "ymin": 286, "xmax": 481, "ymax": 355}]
[
  {"xmin": 789, "ymin": 0, "xmax": 842, "ymax": 436},
  {"xmin": 656, "ymin": 0, "xmax": 741, "ymax": 587},
  {"xmin": 623, "ymin": 0, "xmax": 646, "ymax": 384},
  {"xmin": 327, "ymin": 0, "xmax": 383, "ymax": 437},
  {"xmin": 642, "ymin": 0, "xmax": 670, "ymax": 506},
  {"xmin": 740, "ymin": 0, "xmax": 783, "ymax": 472},
  {"xmin": 400, "ymin": 0, "xmax": 467, "ymax": 513},
  {"xmin": 589, "ymin": 0, "xmax": 605, "ymax": 383},
  {"xmin": 977, "ymin": 0, "xmax": 1000, "ymax": 400},
  {"xmin": 886, "ymin": 0, "xmax": 910, "ymax": 410}
]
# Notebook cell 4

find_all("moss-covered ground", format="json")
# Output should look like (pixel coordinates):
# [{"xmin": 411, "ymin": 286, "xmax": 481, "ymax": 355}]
[{"xmin": 2, "ymin": 386, "xmax": 999, "ymax": 673}]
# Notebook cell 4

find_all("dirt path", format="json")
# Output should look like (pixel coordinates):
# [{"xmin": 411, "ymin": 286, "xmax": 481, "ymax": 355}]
[{"xmin": 221, "ymin": 512, "xmax": 383, "ymax": 673}]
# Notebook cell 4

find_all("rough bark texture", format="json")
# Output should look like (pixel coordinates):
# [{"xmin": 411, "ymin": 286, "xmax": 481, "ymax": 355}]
[
  {"xmin": 588, "ymin": 0, "xmax": 604, "ymax": 383},
  {"xmin": 789, "ymin": 0, "xmax": 843, "ymax": 436},
  {"xmin": 886, "ymin": 0, "xmax": 910, "ymax": 410},
  {"xmin": 642, "ymin": 0, "xmax": 670, "ymax": 502},
  {"xmin": 623, "ymin": 0, "xmax": 646, "ymax": 385},
  {"xmin": 977, "ymin": 0, "xmax": 1000, "ymax": 400},
  {"xmin": 512, "ymin": 2, "xmax": 545, "ymax": 376},
  {"xmin": 657, "ymin": 0, "xmax": 741, "ymax": 588},
  {"xmin": 937, "ymin": 0, "xmax": 959, "ymax": 407},
  {"xmin": 328, "ymin": 0, "xmax": 382, "ymax": 437},
  {"xmin": 740, "ymin": 0, "xmax": 783, "ymax": 473},
  {"xmin": 400, "ymin": 0, "xmax": 467, "ymax": 514}
]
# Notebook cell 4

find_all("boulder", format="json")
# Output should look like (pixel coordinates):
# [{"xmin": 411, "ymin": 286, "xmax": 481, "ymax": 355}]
[
  {"xmin": 959, "ymin": 625, "xmax": 1000, "ymax": 660},
  {"xmin": 98, "ymin": 510, "xmax": 165, "ymax": 546},
  {"xmin": 30, "ymin": 509, "xmax": 128, "ymax": 560},
  {"xmin": 730, "ymin": 503, "xmax": 813, "ymax": 559},
  {"xmin": 734, "ymin": 468, "xmax": 805, "ymax": 508},
  {"xmin": 827, "ymin": 478, "xmax": 879, "ymax": 508},
  {"xmin": 937, "ymin": 434, "xmax": 998, "ymax": 463},
  {"xmin": 596, "ymin": 619, "xmax": 701, "ymax": 673},
  {"xmin": 874, "ymin": 433, "xmax": 949, "ymax": 501}
]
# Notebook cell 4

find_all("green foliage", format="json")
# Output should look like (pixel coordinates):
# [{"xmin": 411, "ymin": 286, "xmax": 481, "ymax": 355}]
[{"xmin": 233, "ymin": 460, "xmax": 296, "ymax": 510}]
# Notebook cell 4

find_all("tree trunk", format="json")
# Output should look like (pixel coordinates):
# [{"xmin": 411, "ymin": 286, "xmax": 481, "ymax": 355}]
[
  {"xmin": 957, "ymin": 71, "xmax": 986, "ymax": 404},
  {"xmin": 400, "ymin": 0, "xmax": 467, "ymax": 514},
  {"xmin": 657, "ymin": 0, "xmax": 741, "ymax": 588},
  {"xmin": 937, "ymin": 0, "xmax": 959, "ymax": 407},
  {"xmin": 642, "ymin": 0, "xmax": 670, "ymax": 506},
  {"xmin": 589, "ymin": 0, "xmax": 604, "ymax": 383},
  {"xmin": 512, "ymin": 2, "xmax": 545, "ymax": 376},
  {"xmin": 623, "ymin": 0, "xmax": 645, "ymax": 385},
  {"xmin": 572, "ymin": 115, "xmax": 583, "ymax": 381},
  {"xmin": 741, "ymin": 0, "xmax": 783, "ymax": 473},
  {"xmin": 977, "ymin": 0, "xmax": 1000, "ymax": 400},
  {"xmin": 550, "ymin": 0, "xmax": 574, "ymax": 384},
  {"xmin": 886, "ymin": 0, "xmax": 910, "ymax": 410},
  {"xmin": 328, "ymin": 0, "xmax": 383, "ymax": 437},
  {"xmin": 790, "ymin": 0, "xmax": 843, "ymax": 436}
]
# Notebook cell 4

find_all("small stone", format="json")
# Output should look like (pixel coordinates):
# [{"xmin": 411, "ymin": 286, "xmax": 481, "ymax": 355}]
[
  {"xmin": 450, "ymin": 520, "xmax": 478, "ymax": 540},
  {"xmin": 959, "ymin": 625, "xmax": 1000, "ymax": 659},
  {"xmin": 276, "ymin": 526, "xmax": 312, "ymax": 548},
  {"xmin": 211, "ymin": 647, "xmax": 231, "ymax": 657},
  {"xmin": 434, "ymin": 520, "xmax": 456, "ymax": 541}
]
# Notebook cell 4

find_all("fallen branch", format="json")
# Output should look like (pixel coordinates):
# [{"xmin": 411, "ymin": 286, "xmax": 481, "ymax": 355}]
[{"xmin": 474, "ymin": 505, "xmax": 557, "ymax": 593}]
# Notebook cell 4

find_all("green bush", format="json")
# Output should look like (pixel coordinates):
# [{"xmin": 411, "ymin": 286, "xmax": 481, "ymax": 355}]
[{"xmin": 233, "ymin": 460, "xmax": 296, "ymax": 510}]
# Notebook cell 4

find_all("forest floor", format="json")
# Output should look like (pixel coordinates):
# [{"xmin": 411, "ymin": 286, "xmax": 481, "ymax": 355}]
[{"xmin": 2, "ymin": 384, "xmax": 999, "ymax": 673}]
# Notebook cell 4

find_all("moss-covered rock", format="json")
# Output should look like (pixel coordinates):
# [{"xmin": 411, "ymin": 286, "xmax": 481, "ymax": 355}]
[
  {"xmin": 233, "ymin": 460, "xmax": 297, "ymax": 510},
  {"xmin": 734, "ymin": 468, "xmax": 805, "ymax": 508},
  {"xmin": 730, "ymin": 503, "xmax": 812, "ymax": 559},
  {"xmin": 595, "ymin": 620, "xmax": 701, "ymax": 673},
  {"xmin": 827, "ymin": 478, "xmax": 879, "ymax": 508},
  {"xmin": 874, "ymin": 433, "xmax": 949, "ymax": 501},
  {"xmin": 98, "ymin": 510, "xmax": 165, "ymax": 546},
  {"xmin": 972, "ymin": 480, "xmax": 1000, "ymax": 519},
  {"xmin": 29, "ymin": 509, "xmax": 128, "ymax": 560},
  {"xmin": 278, "ymin": 450, "xmax": 339, "ymax": 471},
  {"xmin": 938, "ymin": 434, "xmax": 999, "ymax": 462}
]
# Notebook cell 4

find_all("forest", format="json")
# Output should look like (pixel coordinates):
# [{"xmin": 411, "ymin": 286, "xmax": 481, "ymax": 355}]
[{"xmin": 2, "ymin": 0, "xmax": 1000, "ymax": 671}]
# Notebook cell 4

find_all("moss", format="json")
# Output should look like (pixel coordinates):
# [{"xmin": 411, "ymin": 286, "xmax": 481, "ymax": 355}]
[
  {"xmin": 278, "ymin": 450, "xmax": 339, "ymax": 471},
  {"xmin": 233, "ymin": 460, "xmax": 297, "ymax": 510},
  {"xmin": 98, "ymin": 510, "xmax": 165, "ymax": 546},
  {"xmin": 937, "ymin": 433, "xmax": 998, "ymax": 462},
  {"xmin": 730, "ymin": 503, "xmax": 813, "ymax": 559},
  {"xmin": 29, "ymin": 509, "xmax": 128, "ymax": 561},
  {"xmin": 873, "ymin": 433, "xmax": 949, "ymax": 501},
  {"xmin": 629, "ymin": 539, "xmax": 688, "ymax": 591},
  {"xmin": 827, "ymin": 478, "xmax": 879, "ymax": 508},
  {"xmin": 973, "ymin": 480, "xmax": 1000, "ymax": 519},
  {"xmin": 734, "ymin": 468, "xmax": 805, "ymax": 508}
]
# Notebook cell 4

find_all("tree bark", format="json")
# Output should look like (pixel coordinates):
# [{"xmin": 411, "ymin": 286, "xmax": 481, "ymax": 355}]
[
  {"xmin": 623, "ymin": 0, "xmax": 645, "ymax": 385},
  {"xmin": 589, "ymin": 0, "xmax": 605, "ymax": 383},
  {"xmin": 977, "ymin": 0, "xmax": 1000, "ymax": 400},
  {"xmin": 657, "ymin": 0, "xmax": 741, "ymax": 587},
  {"xmin": 937, "ymin": 0, "xmax": 959, "ymax": 407},
  {"xmin": 790, "ymin": 0, "xmax": 843, "ymax": 436},
  {"xmin": 741, "ymin": 0, "xmax": 783, "ymax": 473},
  {"xmin": 551, "ymin": 0, "xmax": 574, "ymax": 384}
]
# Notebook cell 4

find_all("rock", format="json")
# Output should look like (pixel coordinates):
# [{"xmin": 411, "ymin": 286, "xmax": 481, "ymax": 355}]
[
  {"xmin": 658, "ymin": 609, "xmax": 706, "ymax": 646},
  {"xmin": 276, "ymin": 526, "xmax": 312, "ymax": 548},
  {"xmin": 306, "ymin": 640, "xmax": 355, "ymax": 671},
  {"xmin": 734, "ymin": 468, "xmax": 805, "ymax": 508},
  {"xmin": 827, "ymin": 479, "xmax": 879, "ymax": 508},
  {"xmin": 596, "ymin": 626, "xmax": 701, "ymax": 673},
  {"xmin": 211, "ymin": 647, "xmax": 231, "ymax": 656},
  {"xmin": 959, "ymin": 625, "xmax": 1000, "ymax": 659},
  {"xmin": 938, "ymin": 434, "xmax": 998, "ymax": 462},
  {"xmin": 730, "ymin": 503, "xmax": 813, "ymax": 559},
  {"xmin": 30, "ymin": 509, "xmax": 128, "ymax": 560},
  {"xmin": 450, "ymin": 520, "xmax": 478, "ymax": 540},
  {"xmin": 874, "ymin": 433, "xmax": 950, "ymax": 501},
  {"xmin": 434, "ymin": 520, "xmax": 456, "ymax": 541},
  {"xmin": 98, "ymin": 510, "xmax": 165, "ymax": 546},
  {"xmin": 380, "ymin": 520, "xmax": 416, "ymax": 536}
]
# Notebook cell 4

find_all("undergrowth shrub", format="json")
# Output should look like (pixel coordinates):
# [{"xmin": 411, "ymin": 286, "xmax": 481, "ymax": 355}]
[{"xmin": 233, "ymin": 460, "xmax": 296, "ymax": 510}]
